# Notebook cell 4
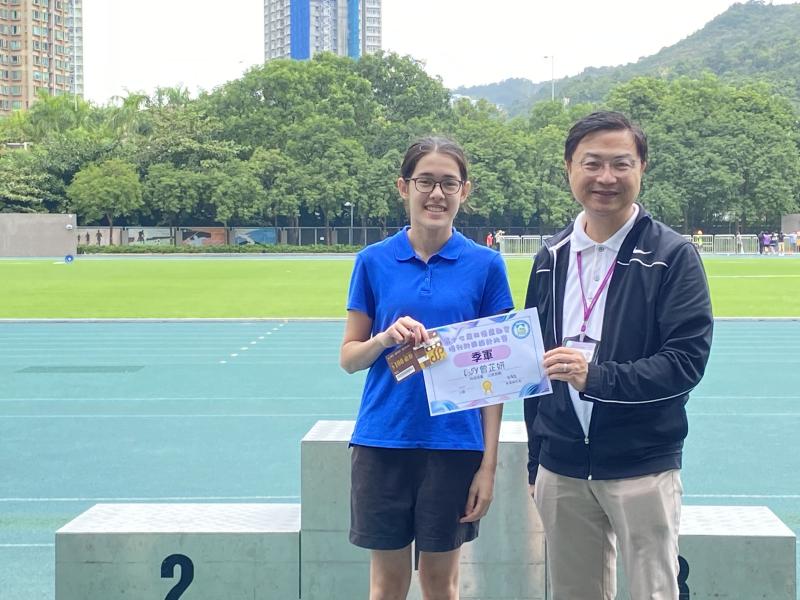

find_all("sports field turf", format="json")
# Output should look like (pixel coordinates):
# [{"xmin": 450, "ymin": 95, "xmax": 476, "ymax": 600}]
[{"xmin": 0, "ymin": 255, "xmax": 797, "ymax": 318}]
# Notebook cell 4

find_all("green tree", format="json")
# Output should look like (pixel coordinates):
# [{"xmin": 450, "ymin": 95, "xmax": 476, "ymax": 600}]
[
  {"xmin": 355, "ymin": 51, "xmax": 451, "ymax": 123},
  {"xmin": 206, "ymin": 53, "xmax": 379, "ymax": 151},
  {"xmin": 0, "ymin": 151, "xmax": 50, "ymax": 212},
  {"xmin": 16, "ymin": 92, "xmax": 96, "ymax": 142},
  {"xmin": 30, "ymin": 128, "xmax": 116, "ymax": 208},
  {"xmin": 105, "ymin": 92, "xmax": 152, "ymax": 139},
  {"xmin": 359, "ymin": 148, "xmax": 402, "ymax": 235},
  {"xmin": 136, "ymin": 101, "xmax": 240, "ymax": 171},
  {"xmin": 284, "ymin": 122, "xmax": 370, "ymax": 242},
  {"xmin": 248, "ymin": 147, "xmax": 295, "ymax": 226},
  {"xmin": 199, "ymin": 159, "xmax": 266, "ymax": 227},
  {"xmin": 609, "ymin": 75, "xmax": 800, "ymax": 231},
  {"xmin": 66, "ymin": 159, "xmax": 143, "ymax": 242},
  {"xmin": 143, "ymin": 163, "xmax": 205, "ymax": 226}
]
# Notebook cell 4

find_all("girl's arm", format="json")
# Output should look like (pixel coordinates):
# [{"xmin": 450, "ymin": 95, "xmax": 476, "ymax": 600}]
[
  {"xmin": 461, "ymin": 403, "xmax": 503, "ymax": 522},
  {"xmin": 339, "ymin": 310, "xmax": 429, "ymax": 374}
]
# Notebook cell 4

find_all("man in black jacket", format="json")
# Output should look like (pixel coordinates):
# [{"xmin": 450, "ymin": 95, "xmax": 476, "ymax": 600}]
[{"xmin": 524, "ymin": 111, "xmax": 713, "ymax": 600}]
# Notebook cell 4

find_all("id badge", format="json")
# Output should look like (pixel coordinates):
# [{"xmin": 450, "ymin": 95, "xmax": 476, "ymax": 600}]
[{"xmin": 563, "ymin": 335, "xmax": 599, "ymax": 364}]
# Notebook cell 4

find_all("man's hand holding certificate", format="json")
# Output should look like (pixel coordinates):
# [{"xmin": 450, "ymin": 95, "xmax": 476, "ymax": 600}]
[{"xmin": 387, "ymin": 308, "xmax": 551, "ymax": 415}]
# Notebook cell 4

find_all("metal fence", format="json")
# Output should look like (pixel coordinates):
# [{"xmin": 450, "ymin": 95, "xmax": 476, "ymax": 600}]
[
  {"xmin": 79, "ymin": 226, "xmax": 795, "ymax": 255},
  {"xmin": 499, "ymin": 233, "xmax": 771, "ymax": 256},
  {"xmin": 498, "ymin": 235, "xmax": 551, "ymax": 256},
  {"xmin": 80, "ymin": 226, "xmax": 559, "ymax": 248}
]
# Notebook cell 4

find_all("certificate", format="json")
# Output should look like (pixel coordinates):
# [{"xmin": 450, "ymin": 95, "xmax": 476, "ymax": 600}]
[{"xmin": 423, "ymin": 308, "xmax": 551, "ymax": 416}]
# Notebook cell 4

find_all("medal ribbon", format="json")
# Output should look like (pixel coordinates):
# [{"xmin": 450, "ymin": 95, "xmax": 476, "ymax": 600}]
[{"xmin": 576, "ymin": 250, "xmax": 615, "ymax": 340}]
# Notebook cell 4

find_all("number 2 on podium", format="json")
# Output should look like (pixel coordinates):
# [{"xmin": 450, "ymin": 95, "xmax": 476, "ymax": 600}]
[{"xmin": 161, "ymin": 554, "xmax": 194, "ymax": 600}]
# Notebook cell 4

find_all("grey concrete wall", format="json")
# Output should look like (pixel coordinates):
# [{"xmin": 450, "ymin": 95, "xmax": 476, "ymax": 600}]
[{"xmin": 0, "ymin": 213, "xmax": 77, "ymax": 257}]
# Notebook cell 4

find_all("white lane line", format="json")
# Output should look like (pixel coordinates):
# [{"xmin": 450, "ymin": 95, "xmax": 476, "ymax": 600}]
[
  {"xmin": 0, "ymin": 397, "xmax": 785, "ymax": 404},
  {"xmin": 0, "ymin": 413, "xmax": 791, "ymax": 419},
  {"xmin": 693, "ymin": 396, "xmax": 800, "ymax": 400},
  {"xmin": 0, "ymin": 413, "xmax": 353, "ymax": 419},
  {"xmin": 0, "ymin": 396, "xmax": 359, "ymax": 402},
  {"xmin": 0, "ymin": 318, "xmax": 347, "ymax": 322},
  {"xmin": 0, "ymin": 334, "xmax": 347, "ymax": 340},
  {"xmin": 708, "ymin": 275, "xmax": 800, "ymax": 279},
  {"xmin": 706, "ymin": 358, "xmax": 800, "ymax": 362},
  {"xmin": 0, "ymin": 334, "xmax": 344, "ymax": 340},
  {"xmin": 685, "ymin": 494, "xmax": 800, "ymax": 499},
  {"xmin": 0, "ymin": 495, "xmax": 299, "ymax": 502},
  {"xmin": 689, "ymin": 413, "xmax": 800, "ymax": 417},
  {"xmin": 0, "ymin": 544, "xmax": 54, "ymax": 548},
  {"xmin": 0, "ymin": 348, "xmax": 339, "ymax": 351}
]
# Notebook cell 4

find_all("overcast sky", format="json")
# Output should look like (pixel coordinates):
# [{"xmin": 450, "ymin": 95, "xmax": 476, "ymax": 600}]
[{"xmin": 82, "ymin": 0, "xmax": 797, "ymax": 104}]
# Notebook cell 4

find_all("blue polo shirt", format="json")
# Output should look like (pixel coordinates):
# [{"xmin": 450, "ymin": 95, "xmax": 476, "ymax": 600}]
[{"xmin": 347, "ymin": 227, "xmax": 514, "ymax": 450}]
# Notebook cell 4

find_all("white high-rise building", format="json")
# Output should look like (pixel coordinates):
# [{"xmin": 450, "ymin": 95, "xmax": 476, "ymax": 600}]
[
  {"xmin": 68, "ymin": 0, "xmax": 82, "ymax": 98},
  {"xmin": 361, "ymin": 0, "xmax": 380, "ymax": 55},
  {"xmin": 264, "ymin": 0, "xmax": 381, "ymax": 62}
]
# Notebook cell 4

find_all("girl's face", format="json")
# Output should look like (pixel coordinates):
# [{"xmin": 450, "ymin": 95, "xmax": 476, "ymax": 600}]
[{"xmin": 397, "ymin": 152, "xmax": 470, "ymax": 232}]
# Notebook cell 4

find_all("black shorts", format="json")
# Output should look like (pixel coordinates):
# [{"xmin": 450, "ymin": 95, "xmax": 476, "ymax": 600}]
[{"xmin": 350, "ymin": 445, "xmax": 483, "ymax": 553}]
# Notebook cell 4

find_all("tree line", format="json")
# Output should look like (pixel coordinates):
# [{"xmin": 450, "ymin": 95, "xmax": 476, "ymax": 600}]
[{"xmin": 0, "ymin": 52, "xmax": 798, "ymax": 237}]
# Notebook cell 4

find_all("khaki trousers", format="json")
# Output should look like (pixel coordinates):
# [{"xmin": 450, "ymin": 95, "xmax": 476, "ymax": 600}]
[{"xmin": 534, "ymin": 466, "xmax": 682, "ymax": 600}]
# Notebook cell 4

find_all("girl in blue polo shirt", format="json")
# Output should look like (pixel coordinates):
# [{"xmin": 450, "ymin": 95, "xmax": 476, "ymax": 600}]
[{"xmin": 340, "ymin": 137, "xmax": 514, "ymax": 599}]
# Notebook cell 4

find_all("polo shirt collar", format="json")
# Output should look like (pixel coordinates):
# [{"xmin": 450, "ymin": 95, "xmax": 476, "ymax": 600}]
[
  {"xmin": 570, "ymin": 204, "xmax": 639, "ymax": 253},
  {"xmin": 393, "ymin": 226, "xmax": 465, "ymax": 261}
]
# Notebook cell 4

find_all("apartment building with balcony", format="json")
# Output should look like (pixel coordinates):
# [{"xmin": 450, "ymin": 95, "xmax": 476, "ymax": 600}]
[
  {"xmin": 0, "ymin": 0, "xmax": 82, "ymax": 115},
  {"xmin": 264, "ymin": 0, "xmax": 381, "ymax": 62}
]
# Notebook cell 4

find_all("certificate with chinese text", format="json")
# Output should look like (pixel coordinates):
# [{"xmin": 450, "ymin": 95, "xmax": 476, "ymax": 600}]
[{"xmin": 423, "ymin": 308, "xmax": 551, "ymax": 416}]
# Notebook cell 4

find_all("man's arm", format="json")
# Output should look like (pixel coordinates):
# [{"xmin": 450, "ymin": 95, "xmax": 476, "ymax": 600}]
[{"xmin": 524, "ymin": 396, "xmax": 543, "ymax": 485}]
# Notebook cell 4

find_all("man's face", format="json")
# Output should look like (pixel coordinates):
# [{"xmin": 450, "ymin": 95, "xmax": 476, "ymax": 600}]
[{"xmin": 565, "ymin": 129, "xmax": 645, "ymax": 223}]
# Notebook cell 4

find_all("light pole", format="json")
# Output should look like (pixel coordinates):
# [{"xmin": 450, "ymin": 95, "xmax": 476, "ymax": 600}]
[
  {"xmin": 543, "ymin": 55, "xmax": 555, "ymax": 102},
  {"xmin": 344, "ymin": 201, "xmax": 354, "ymax": 245}
]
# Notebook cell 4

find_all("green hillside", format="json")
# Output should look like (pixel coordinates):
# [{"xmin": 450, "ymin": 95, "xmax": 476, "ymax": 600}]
[{"xmin": 454, "ymin": 1, "xmax": 800, "ymax": 115}]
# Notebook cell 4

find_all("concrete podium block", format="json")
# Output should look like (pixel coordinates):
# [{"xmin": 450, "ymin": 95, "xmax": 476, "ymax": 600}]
[
  {"xmin": 615, "ymin": 505, "xmax": 796, "ymax": 599},
  {"xmin": 55, "ymin": 503, "xmax": 300, "ymax": 600},
  {"xmin": 300, "ymin": 421, "xmax": 371, "ymax": 600},
  {"xmin": 459, "ymin": 422, "xmax": 546, "ymax": 599},
  {"xmin": 300, "ymin": 420, "xmax": 546, "ymax": 600}
]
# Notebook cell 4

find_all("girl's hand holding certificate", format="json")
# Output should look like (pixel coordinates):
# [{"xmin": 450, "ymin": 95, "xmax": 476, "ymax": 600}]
[{"xmin": 386, "ymin": 308, "xmax": 553, "ymax": 416}]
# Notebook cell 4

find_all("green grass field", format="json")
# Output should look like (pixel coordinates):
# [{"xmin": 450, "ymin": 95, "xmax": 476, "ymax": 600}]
[{"xmin": 0, "ymin": 256, "xmax": 797, "ymax": 318}]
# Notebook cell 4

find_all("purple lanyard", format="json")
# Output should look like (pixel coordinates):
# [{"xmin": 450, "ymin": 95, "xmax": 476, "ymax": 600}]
[{"xmin": 576, "ymin": 250, "xmax": 616, "ymax": 340}]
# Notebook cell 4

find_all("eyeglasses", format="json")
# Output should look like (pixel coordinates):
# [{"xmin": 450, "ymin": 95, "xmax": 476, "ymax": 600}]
[
  {"xmin": 578, "ymin": 158, "xmax": 639, "ymax": 177},
  {"xmin": 406, "ymin": 177, "xmax": 464, "ymax": 195}
]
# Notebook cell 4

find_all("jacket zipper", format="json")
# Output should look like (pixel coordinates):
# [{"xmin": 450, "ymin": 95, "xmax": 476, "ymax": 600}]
[{"xmin": 585, "ymin": 435, "xmax": 592, "ymax": 480}]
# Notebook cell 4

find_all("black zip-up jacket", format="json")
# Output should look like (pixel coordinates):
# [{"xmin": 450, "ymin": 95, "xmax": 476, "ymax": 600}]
[{"xmin": 524, "ymin": 206, "xmax": 713, "ymax": 483}]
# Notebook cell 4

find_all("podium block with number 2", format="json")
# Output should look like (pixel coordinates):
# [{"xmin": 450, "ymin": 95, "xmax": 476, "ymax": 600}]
[{"xmin": 55, "ymin": 503, "xmax": 300, "ymax": 600}]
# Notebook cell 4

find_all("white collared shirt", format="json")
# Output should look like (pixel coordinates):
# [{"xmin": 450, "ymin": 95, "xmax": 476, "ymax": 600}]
[{"xmin": 563, "ymin": 204, "xmax": 639, "ymax": 435}]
